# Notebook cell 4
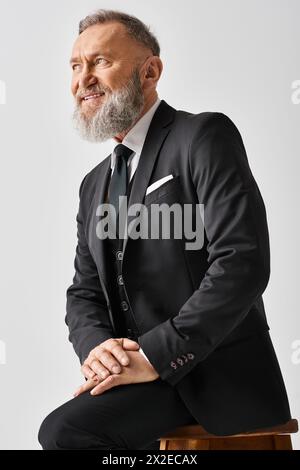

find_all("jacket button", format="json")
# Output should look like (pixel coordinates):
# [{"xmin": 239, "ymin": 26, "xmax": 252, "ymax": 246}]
[
  {"xmin": 187, "ymin": 353, "xmax": 195, "ymax": 360},
  {"xmin": 121, "ymin": 301, "xmax": 129, "ymax": 311},
  {"xmin": 177, "ymin": 358, "xmax": 184, "ymax": 366},
  {"xmin": 116, "ymin": 251, "xmax": 123, "ymax": 261},
  {"xmin": 170, "ymin": 361, "xmax": 177, "ymax": 369},
  {"xmin": 117, "ymin": 275, "xmax": 124, "ymax": 285}
]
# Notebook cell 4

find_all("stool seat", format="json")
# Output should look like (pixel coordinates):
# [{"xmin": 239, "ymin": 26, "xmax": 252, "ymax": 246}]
[{"xmin": 159, "ymin": 419, "xmax": 298, "ymax": 450}]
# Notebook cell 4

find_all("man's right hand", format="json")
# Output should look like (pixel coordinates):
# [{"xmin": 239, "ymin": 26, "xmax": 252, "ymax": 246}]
[{"xmin": 81, "ymin": 338, "xmax": 140, "ymax": 381}]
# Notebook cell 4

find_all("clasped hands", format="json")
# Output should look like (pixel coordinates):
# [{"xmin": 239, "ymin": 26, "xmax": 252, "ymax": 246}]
[{"xmin": 74, "ymin": 338, "xmax": 159, "ymax": 397}]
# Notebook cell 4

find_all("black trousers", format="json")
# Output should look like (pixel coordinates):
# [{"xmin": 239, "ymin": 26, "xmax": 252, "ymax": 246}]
[{"xmin": 38, "ymin": 377, "xmax": 197, "ymax": 450}]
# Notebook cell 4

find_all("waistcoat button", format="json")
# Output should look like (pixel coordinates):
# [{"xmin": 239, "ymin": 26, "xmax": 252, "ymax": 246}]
[{"xmin": 121, "ymin": 301, "xmax": 129, "ymax": 311}]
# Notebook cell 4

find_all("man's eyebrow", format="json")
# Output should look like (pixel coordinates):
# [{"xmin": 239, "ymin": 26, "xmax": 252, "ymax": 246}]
[
  {"xmin": 69, "ymin": 57, "xmax": 80, "ymax": 65},
  {"xmin": 69, "ymin": 52, "xmax": 111, "ymax": 64}
]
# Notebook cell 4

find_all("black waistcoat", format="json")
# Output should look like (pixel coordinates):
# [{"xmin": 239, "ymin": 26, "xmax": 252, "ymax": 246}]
[{"xmin": 104, "ymin": 170, "xmax": 140, "ymax": 340}]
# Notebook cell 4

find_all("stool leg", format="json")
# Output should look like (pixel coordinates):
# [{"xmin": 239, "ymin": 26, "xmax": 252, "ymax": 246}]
[
  {"xmin": 159, "ymin": 439, "xmax": 168, "ymax": 450},
  {"xmin": 272, "ymin": 435, "xmax": 293, "ymax": 450}
]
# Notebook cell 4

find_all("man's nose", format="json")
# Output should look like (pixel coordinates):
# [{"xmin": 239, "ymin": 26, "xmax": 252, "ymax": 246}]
[{"xmin": 79, "ymin": 68, "xmax": 98, "ymax": 89}]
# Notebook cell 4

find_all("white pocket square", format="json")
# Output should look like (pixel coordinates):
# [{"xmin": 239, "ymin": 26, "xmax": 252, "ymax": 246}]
[{"xmin": 145, "ymin": 174, "xmax": 173, "ymax": 195}]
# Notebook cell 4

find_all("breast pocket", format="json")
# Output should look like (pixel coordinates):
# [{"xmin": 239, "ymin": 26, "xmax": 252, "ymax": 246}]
[{"xmin": 144, "ymin": 175, "xmax": 182, "ymax": 206}]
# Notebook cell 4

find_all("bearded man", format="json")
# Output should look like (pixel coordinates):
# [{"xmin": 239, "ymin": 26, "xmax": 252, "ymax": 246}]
[{"xmin": 38, "ymin": 9, "xmax": 291, "ymax": 450}]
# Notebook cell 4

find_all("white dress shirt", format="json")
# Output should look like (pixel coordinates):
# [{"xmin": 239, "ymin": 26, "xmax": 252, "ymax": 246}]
[
  {"xmin": 110, "ymin": 97, "xmax": 161, "ymax": 180},
  {"xmin": 109, "ymin": 97, "xmax": 161, "ymax": 364}
]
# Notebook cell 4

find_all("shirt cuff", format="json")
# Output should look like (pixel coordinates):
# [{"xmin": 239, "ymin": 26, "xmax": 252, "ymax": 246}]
[{"xmin": 139, "ymin": 347, "xmax": 151, "ymax": 363}]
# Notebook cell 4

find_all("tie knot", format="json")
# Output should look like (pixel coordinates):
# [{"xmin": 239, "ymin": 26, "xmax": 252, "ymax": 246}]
[{"xmin": 114, "ymin": 144, "xmax": 133, "ymax": 162}]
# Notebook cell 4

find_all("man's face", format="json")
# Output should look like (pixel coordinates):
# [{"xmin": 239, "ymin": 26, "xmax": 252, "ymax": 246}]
[{"xmin": 70, "ymin": 22, "xmax": 150, "ymax": 142}]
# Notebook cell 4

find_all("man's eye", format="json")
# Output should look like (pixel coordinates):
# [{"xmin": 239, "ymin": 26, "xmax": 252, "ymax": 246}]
[
  {"xmin": 72, "ymin": 64, "xmax": 81, "ymax": 71},
  {"xmin": 95, "ymin": 58, "xmax": 108, "ymax": 66}
]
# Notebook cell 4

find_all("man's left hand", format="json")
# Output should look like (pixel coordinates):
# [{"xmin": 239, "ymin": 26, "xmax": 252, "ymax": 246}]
[{"xmin": 73, "ymin": 350, "xmax": 159, "ymax": 397}]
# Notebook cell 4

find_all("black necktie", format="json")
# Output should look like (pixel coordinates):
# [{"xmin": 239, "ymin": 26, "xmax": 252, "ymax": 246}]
[{"xmin": 108, "ymin": 144, "xmax": 133, "ymax": 235}]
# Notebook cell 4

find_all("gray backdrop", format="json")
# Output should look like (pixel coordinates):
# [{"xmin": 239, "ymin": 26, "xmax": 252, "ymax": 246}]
[{"xmin": 0, "ymin": 0, "xmax": 299, "ymax": 449}]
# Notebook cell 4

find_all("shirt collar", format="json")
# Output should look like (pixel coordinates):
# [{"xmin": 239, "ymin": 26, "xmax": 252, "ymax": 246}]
[{"xmin": 110, "ymin": 97, "xmax": 161, "ymax": 169}]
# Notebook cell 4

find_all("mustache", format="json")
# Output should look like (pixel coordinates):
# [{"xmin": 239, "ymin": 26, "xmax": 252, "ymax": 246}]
[{"xmin": 76, "ymin": 86, "xmax": 110, "ymax": 101}]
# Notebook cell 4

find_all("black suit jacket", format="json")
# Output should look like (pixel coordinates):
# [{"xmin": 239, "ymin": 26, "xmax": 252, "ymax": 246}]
[{"xmin": 66, "ymin": 100, "xmax": 291, "ymax": 435}]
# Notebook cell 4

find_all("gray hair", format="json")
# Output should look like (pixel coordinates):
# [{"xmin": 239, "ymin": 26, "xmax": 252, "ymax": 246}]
[{"xmin": 79, "ymin": 9, "xmax": 160, "ymax": 57}]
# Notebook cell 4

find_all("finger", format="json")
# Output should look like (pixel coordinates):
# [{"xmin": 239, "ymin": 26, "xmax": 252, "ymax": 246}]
[
  {"xmin": 106, "ymin": 343, "xmax": 130, "ymax": 366},
  {"xmin": 83, "ymin": 351, "xmax": 97, "ymax": 368},
  {"xmin": 93, "ymin": 350, "xmax": 122, "ymax": 375},
  {"xmin": 122, "ymin": 338, "xmax": 140, "ymax": 350},
  {"xmin": 89, "ymin": 359, "xmax": 111, "ymax": 379},
  {"xmin": 73, "ymin": 376, "xmax": 99, "ymax": 397},
  {"xmin": 81, "ymin": 363, "xmax": 97, "ymax": 380},
  {"xmin": 90, "ymin": 374, "xmax": 121, "ymax": 396}
]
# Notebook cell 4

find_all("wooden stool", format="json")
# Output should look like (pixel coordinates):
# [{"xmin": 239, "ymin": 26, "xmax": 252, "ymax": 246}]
[{"xmin": 159, "ymin": 419, "xmax": 298, "ymax": 450}]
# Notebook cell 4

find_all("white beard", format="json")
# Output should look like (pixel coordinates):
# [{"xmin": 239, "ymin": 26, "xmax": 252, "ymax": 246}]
[{"xmin": 72, "ymin": 69, "xmax": 145, "ymax": 143}]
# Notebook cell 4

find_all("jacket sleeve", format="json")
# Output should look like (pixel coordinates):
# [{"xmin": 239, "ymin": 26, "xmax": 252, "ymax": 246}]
[
  {"xmin": 65, "ymin": 175, "xmax": 113, "ymax": 364},
  {"xmin": 137, "ymin": 113, "xmax": 270, "ymax": 386}
]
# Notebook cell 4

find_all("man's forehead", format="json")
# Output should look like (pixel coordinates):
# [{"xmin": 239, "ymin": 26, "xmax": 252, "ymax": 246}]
[{"xmin": 71, "ymin": 22, "xmax": 133, "ymax": 58}]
